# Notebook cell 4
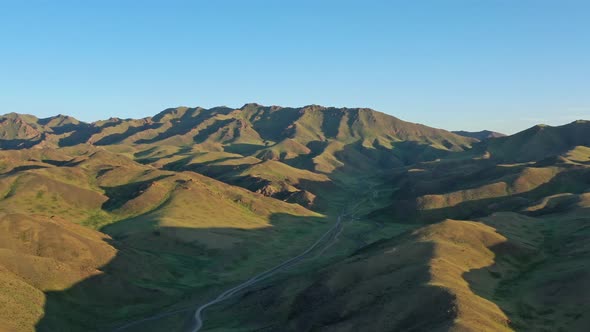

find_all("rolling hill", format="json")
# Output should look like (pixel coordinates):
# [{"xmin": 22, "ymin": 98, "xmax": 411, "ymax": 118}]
[
  {"xmin": 217, "ymin": 208, "xmax": 589, "ymax": 331},
  {"xmin": 0, "ymin": 146, "xmax": 329, "ymax": 331},
  {"xmin": 0, "ymin": 106, "xmax": 588, "ymax": 331},
  {"xmin": 0, "ymin": 105, "xmax": 476, "ymax": 211},
  {"xmin": 481, "ymin": 120, "xmax": 590, "ymax": 162}
]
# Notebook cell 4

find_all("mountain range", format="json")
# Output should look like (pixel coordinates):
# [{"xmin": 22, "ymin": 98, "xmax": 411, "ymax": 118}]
[{"xmin": 0, "ymin": 105, "xmax": 588, "ymax": 332}]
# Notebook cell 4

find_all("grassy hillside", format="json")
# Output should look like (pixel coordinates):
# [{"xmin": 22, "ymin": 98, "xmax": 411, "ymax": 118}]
[
  {"xmin": 207, "ymin": 206, "xmax": 590, "ymax": 332},
  {"xmin": 482, "ymin": 120, "xmax": 590, "ymax": 162},
  {"xmin": 0, "ymin": 146, "xmax": 336, "ymax": 331},
  {"xmin": 0, "ymin": 104, "xmax": 475, "ymax": 167},
  {"xmin": 374, "ymin": 135, "xmax": 590, "ymax": 224},
  {"xmin": 0, "ymin": 213, "xmax": 116, "ymax": 332},
  {"xmin": 0, "ymin": 108, "xmax": 588, "ymax": 332},
  {"xmin": 0, "ymin": 105, "xmax": 476, "ymax": 212}
]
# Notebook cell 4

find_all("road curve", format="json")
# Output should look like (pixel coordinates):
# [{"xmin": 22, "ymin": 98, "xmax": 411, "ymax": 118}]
[
  {"xmin": 189, "ymin": 189, "xmax": 381, "ymax": 331},
  {"xmin": 111, "ymin": 212, "xmax": 349, "ymax": 332},
  {"xmin": 189, "ymin": 213, "xmax": 347, "ymax": 332}
]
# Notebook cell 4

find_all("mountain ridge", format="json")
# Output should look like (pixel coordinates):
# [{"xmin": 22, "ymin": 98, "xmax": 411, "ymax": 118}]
[
  {"xmin": 0, "ymin": 104, "xmax": 476, "ymax": 149},
  {"xmin": 453, "ymin": 129, "xmax": 506, "ymax": 140},
  {"xmin": 0, "ymin": 106, "xmax": 589, "ymax": 332}
]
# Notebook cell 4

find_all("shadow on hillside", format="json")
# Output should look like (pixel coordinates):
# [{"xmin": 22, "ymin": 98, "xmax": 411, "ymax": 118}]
[
  {"xmin": 210, "ymin": 233, "xmax": 459, "ymax": 331},
  {"xmin": 133, "ymin": 146, "xmax": 194, "ymax": 165},
  {"xmin": 35, "ymin": 212, "xmax": 333, "ymax": 332},
  {"xmin": 41, "ymin": 158, "xmax": 84, "ymax": 167},
  {"xmin": 155, "ymin": 140, "xmax": 450, "ymax": 215},
  {"xmin": 0, "ymin": 135, "xmax": 45, "ymax": 149},
  {"xmin": 463, "ymin": 207, "xmax": 590, "ymax": 332},
  {"xmin": 160, "ymin": 157, "xmax": 338, "ymax": 212},
  {"xmin": 223, "ymin": 143, "xmax": 267, "ymax": 155},
  {"xmin": 2, "ymin": 164, "xmax": 49, "ymax": 176},
  {"xmin": 135, "ymin": 107, "xmax": 234, "ymax": 145},
  {"xmin": 192, "ymin": 119, "xmax": 235, "ymax": 144},
  {"xmin": 30, "ymin": 147, "xmax": 487, "ymax": 331},
  {"xmin": 282, "ymin": 140, "xmax": 329, "ymax": 171},
  {"xmin": 247, "ymin": 106, "xmax": 303, "ymax": 142},
  {"xmin": 382, "ymin": 164, "xmax": 590, "ymax": 223},
  {"xmin": 462, "ymin": 239, "xmax": 530, "ymax": 331},
  {"xmin": 162, "ymin": 156, "xmax": 256, "ymax": 178},
  {"xmin": 94, "ymin": 123, "xmax": 163, "ymax": 146},
  {"xmin": 101, "ymin": 174, "xmax": 174, "ymax": 211},
  {"xmin": 282, "ymin": 140, "xmax": 449, "ymax": 174},
  {"xmin": 58, "ymin": 125, "xmax": 100, "ymax": 147}
]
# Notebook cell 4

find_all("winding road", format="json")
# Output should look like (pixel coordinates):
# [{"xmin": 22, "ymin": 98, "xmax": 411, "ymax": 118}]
[
  {"xmin": 187, "ymin": 189, "xmax": 388, "ymax": 331},
  {"xmin": 112, "ymin": 209, "xmax": 352, "ymax": 332},
  {"xmin": 112, "ymin": 186, "xmax": 392, "ymax": 332},
  {"xmin": 189, "ymin": 212, "xmax": 348, "ymax": 332}
]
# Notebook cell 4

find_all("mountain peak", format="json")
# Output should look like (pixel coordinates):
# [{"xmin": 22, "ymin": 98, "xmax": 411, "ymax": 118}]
[
  {"xmin": 484, "ymin": 118, "xmax": 590, "ymax": 162},
  {"xmin": 0, "ymin": 113, "xmax": 43, "ymax": 142},
  {"xmin": 452, "ymin": 130, "xmax": 506, "ymax": 140},
  {"xmin": 241, "ymin": 102, "xmax": 263, "ymax": 108},
  {"xmin": 39, "ymin": 114, "xmax": 81, "ymax": 127}
]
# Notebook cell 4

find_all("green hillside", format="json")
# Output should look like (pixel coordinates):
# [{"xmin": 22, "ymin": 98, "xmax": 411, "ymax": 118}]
[
  {"xmin": 0, "ymin": 107, "xmax": 588, "ymax": 331},
  {"xmin": 0, "ymin": 146, "xmax": 330, "ymax": 331},
  {"xmin": 482, "ymin": 120, "xmax": 590, "ymax": 162}
]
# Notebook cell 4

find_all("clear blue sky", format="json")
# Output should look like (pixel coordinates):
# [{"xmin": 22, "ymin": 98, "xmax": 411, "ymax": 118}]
[{"xmin": 1, "ymin": 0, "xmax": 588, "ymax": 134}]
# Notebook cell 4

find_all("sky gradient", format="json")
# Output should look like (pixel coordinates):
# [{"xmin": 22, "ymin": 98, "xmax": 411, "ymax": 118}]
[{"xmin": 1, "ymin": 0, "xmax": 588, "ymax": 134}]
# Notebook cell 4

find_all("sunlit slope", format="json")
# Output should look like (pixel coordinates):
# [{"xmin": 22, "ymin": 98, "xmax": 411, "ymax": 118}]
[
  {"xmin": 0, "ymin": 106, "xmax": 476, "ymax": 213},
  {"xmin": 0, "ymin": 213, "xmax": 115, "ymax": 332},
  {"xmin": 0, "ymin": 109, "xmax": 587, "ymax": 332},
  {"xmin": 0, "ymin": 105, "xmax": 475, "ymax": 171},
  {"xmin": 143, "ymin": 149, "xmax": 332, "ymax": 208},
  {"xmin": 482, "ymin": 120, "xmax": 590, "ymax": 162},
  {"xmin": 219, "ymin": 206, "xmax": 589, "ymax": 332},
  {"xmin": 220, "ymin": 218, "xmax": 515, "ymax": 331},
  {"xmin": 279, "ymin": 219, "xmax": 513, "ymax": 332},
  {"xmin": 377, "ymin": 140, "xmax": 590, "ymax": 223},
  {"xmin": 472, "ymin": 211, "xmax": 590, "ymax": 331},
  {"xmin": 0, "ymin": 146, "xmax": 327, "ymax": 331},
  {"xmin": 0, "ymin": 145, "xmax": 322, "ymax": 243}
]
